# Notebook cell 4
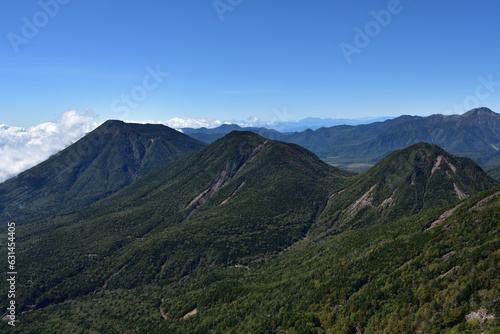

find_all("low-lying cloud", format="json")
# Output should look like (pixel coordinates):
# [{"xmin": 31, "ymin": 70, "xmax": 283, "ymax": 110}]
[
  {"xmin": 129, "ymin": 117, "xmax": 228, "ymax": 130},
  {"xmin": 0, "ymin": 110, "xmax": 98, "ymax": 183},
  {"xmin": 0, "ymin": 113, "xmax": 237, "ymax": 183}
]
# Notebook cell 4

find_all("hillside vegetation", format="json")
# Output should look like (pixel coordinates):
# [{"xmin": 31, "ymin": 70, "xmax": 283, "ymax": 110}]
[
  {"xmin": 0, "ymin": 131, "xmax": 498, "ymax": 333},
  {"xmin": 0, "ymin": 120, "xmax": 205, "ymax": 224}
]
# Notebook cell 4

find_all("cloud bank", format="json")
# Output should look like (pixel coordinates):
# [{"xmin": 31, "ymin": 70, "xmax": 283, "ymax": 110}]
[
  {"xmin": 0, "ymin": 113, "xmax": 277, "ymax": 183},
  {"xmin": 128, "ymin": 117, "xmax": 228, "ymax": 130},
  {"xmin": 0, "ymin": 110, "xmax": 98, "ymax": 183}
]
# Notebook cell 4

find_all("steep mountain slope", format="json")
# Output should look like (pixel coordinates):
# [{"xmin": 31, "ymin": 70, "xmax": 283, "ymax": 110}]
[
  {"xmin": 154, "ymin": 186, "xmax": 499, "ymax": 333},
  {"xmin": 185, "ymin": 108, "xmax": 500, "ymax": 171},
  {"xmin": 0, "ymin": 131, "xmax": 354, "ymax": 315},
  {"xmin": 0, "ymin": 120, "xmax": 205, "ymax": 223},
  {"xmin": 317, "ymin": 142, "xmax": 499, "ymax": 234},
  {"xmin": 6, "ymin": 177, "xmax": 500, "ymax": 332},
  {"xmin": 486, "ymin": 165, "xmax": 500, "ymax": 181}
]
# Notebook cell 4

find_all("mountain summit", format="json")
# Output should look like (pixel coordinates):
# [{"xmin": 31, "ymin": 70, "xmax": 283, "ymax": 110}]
[
  {"xmin": 0, "ymin": 120, "xmax": 205, "ymax": 222},
  {"xmin": 462, "ymin": 107, "xmax": 497, "ymax": 117},
  {"xmin": 318, "ymin": 142, "xmax": 498, "ymax": 233}
]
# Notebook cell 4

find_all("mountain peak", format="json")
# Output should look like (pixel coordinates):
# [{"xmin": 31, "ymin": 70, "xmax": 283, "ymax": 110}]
[
  {"xmin": 321, "ymin": 142, "xmax": 498, "ymax": 232},
  {"xmin": 0, "ymin": 121, "xmax": 206, "ymax": 222},
  {"xmin": 462, "ymin": 107, "xmax": 497, "ymax": 117}
]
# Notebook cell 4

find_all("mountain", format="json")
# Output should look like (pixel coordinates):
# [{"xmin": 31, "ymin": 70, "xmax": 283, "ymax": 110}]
[
  {"xmin": 0, "ymin": 120, "xmax": 206, "ymax": 223},
  {"xmin": 3, "ymin": 137, "xmax": 499, "ymax": 332},
  {"xmin": 0, "ymin": 131, "xmax": 354, "ymax": 317},
  {"xmin": 182, "ymin": 124, "xmax": 284, "ymax": 143},
  {"xmin": 147, "ymin": 186, "xmax": 498, "ymax": 333},
  {"xmin": 486, "ymin": 165, "xmax": 500, "ymax": 181},
  {"xmin": 181, "ymin": 116, "xmax": 394, "ymax": 134},
  {"xmin": 265, "ymin": 116, "xmax": 395, "ymax": 132},
  {"xmin": 317, "ymin": 142, "xmax": 499, "ymax": 234},
  {"xmin": 185, "ymin": 108, "xmax": 500, "ymax": 172}
]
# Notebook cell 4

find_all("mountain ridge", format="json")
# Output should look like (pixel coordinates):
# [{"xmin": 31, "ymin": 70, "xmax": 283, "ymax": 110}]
[{"xmin": 185, "ymin": 108, "xmax": 500, "ymax": 171}]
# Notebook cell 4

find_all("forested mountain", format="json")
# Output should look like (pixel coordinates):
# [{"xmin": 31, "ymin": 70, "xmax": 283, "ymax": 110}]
[
  {"xmin": 1, "ymin": 130, "xmax": 498, "ymax": 333},
  {"xmin": 0, "ymin": 131, "xmax": 353, "ymax": 321},
  {"xmin": 0, "ymin": 120, "xmax": 205, "ymax": 223},
  {"xmin": 486, "ymin": 165, "xmax": 500, "ymax": 181},
  {"xmin": 185, "ymin": 108, "xmax": 500, "ymax": 171},
  {"xmin": 317, "ymin": 142, "xmax": 498, "ymax": 235}
]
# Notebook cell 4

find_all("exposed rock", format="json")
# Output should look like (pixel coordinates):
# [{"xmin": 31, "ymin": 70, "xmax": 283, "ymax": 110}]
[
  {"xmin": 465, "ymin": 307, "xmax": 496, "ymax": 322},
  {"xmin": 348, "ymin": 185, "xmax": 376, "ymax": 217}
]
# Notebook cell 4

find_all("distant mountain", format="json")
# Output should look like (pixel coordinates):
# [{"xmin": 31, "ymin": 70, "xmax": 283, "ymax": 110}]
[
  {"xmin": 182, "ymin": 124, "xmax": 284, "ymax": 143},
  {"xmin": 317, "ymin": 142, "xmax": 499, "ymax": 234},
  {"xmin": 0, "ymin": 120, "xmax": 205, "ymax": 223},
  {"xmin": 185, "ymin": 108, "xmax": 500, "ymax": 171},
  {"xmin": 182, "ymin": 117, "xmax": 394, "ymax": 135}
]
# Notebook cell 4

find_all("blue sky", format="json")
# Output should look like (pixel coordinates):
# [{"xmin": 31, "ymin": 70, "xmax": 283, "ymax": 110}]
[{"xmin": 1, "ymin": 0, "xmax": 500, "ymax": 127}]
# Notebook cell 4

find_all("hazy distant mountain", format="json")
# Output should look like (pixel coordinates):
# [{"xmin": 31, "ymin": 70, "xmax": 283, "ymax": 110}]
[
  {"xmin": 185, "ymin": 108, "xmax": 500, "ymax": 171},
  {"xmin": 259, "ymin": 116, "xmax": 394, "ymax": 132},
  {"xmin": 0, "ymin": 120, "xmax": 205, "ymax": 223}
]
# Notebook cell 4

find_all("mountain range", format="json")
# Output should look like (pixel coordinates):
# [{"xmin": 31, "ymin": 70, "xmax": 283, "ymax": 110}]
[
  {"xmin": 1, "ymin": 116, "xmax": 499, "ymax": 333},
  {"xmin": 184, "ymin": 107, "xmax": 500, "ymax": 173}
]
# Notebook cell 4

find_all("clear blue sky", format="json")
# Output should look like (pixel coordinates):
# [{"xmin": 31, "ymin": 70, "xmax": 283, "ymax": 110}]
[{"xmin": 1, "ymin": 0, "xmax": 500, "ymax": 127}]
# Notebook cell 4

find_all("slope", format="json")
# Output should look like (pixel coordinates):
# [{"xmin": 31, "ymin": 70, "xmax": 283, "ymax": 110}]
[
  {"xmin": 6, "ymin": 170, "xmax": 500, "ymax": 332},
  {"xmin": 486, "ymin": 165, "xmax": 500, "ymax": 181},
  {"xmin": 0, "ymin": 131, "xmax": 354, "ymax": 315},
  {"xmin": 317, "ymin": 142, "xmax": 499, "ymax": 235},
  {"xmin": 0, "ymin": 120, "xmax": 205, "ymax": 223}
]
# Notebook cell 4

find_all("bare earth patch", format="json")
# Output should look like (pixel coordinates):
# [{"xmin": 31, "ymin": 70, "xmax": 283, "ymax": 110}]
[{"xmin": 182, "ymin": 308, "xmax": 198, "ymax": 320}]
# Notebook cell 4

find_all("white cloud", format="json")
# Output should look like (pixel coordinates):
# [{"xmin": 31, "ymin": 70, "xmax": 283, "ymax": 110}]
[
  {"xmin": 124, "ymin": 117, "xmax": 229, "ymax": 131},
  {"xmin": 237, "ymin": 115, "xmax": 277, "ymax": 128},
  {"xmin": 0, "ymin": 113, "xmax": 260, "ymax": 184},
  {"xmin": 0, "ymin": 110, "xmax": 98, "ymax": 183}
]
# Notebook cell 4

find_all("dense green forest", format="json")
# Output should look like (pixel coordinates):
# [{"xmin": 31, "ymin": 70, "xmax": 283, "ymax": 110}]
[
  {"xmin": 1, "ymin": 131, "xmax": 499, "ymax": 333},
  {"xmin": 0, "ymin": 120, "xmax": 205, "ymax": 223},
  {"xmin": 4, "ymin": 186, "xmax": 499, "ymax": 333}
]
